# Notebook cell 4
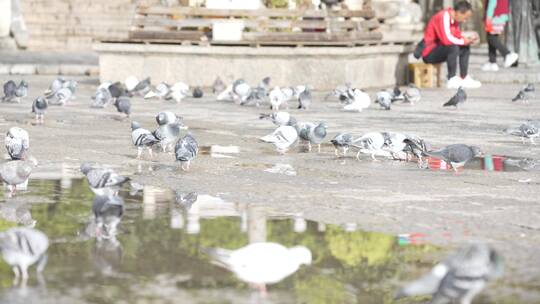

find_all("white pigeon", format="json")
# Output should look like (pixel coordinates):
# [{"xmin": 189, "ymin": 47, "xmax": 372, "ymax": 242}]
[
  {"xmin": 269, "ymin": 87, "xmax": 290, "ymax": 111},
  {"xmin": 352, "ymin": 132, "xmax": 388, "ymax": 160},
  {"xmin": 5, "ymin": 127, "xmax": 30, "ymax": 160},
  {"xmin": 144, "ymin": 82, "xmax": 171, "ymax": 100},
  {"xmin": 259, "ymin": 111, "xmax": 297, "ymax": 126},
  {"xmin": 217, "ymin": 84, "xmax": 234, "ymax": 101},
  {"xmin": 169, "ymin": 81, "xmax": 190, "ymax": 103},
  {"xmin": 260, "ymin": 125, "xmax": 298, "ymax": 153},
  {"xmin": 125, "ymin": 76, "xmax": 139, "ymax": 92},
  {"xmin": 343, "ymin": 88, "xmax": 371, "ymax": 112},
  {"xmin": 205, "ymin": 242, "xmax": 311, "ymax": 294},
  {"xmin": 381, "ymin": 132, "xmax": 408, "ymax": 159}
]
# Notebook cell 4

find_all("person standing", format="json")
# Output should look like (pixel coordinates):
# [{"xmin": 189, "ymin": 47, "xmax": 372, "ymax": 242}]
[
  {"xmin": 481, "ymin": 0, "xmax": 519, "ymax": 71},
  {"xmin": 421, "ymin": 1, "xmax": 481, "ymax": 89}
]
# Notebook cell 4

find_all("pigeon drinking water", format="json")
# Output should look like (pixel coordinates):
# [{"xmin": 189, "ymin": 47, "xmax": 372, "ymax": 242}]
[
  {"xmin": 396, "ymin": 243, "xmax": 503, "ymax": 304},
  {"xmin": 0, "ymin": 227, "xmax": 49, "ymax": 284},
  {"xmin": 425, "ymin": 144, "xmax": 482, "ymax": 172},
  {"xmin": 443, "ymin": 87, "xmax": 467, "ymax": 108},
  {"xmin": 131, "ymin": 121, "xmax": 160, "ymax": 159},
  {"xmin": 80, "ymin": 163, "xmax": 130, "ymax": 196},
  {"xmin": 175, "ymin": 133, "xmax": 199, "ymax": 171},
  {"xmin": 31, "ymin": 96, "xmax": 48, "ymax": 123}
]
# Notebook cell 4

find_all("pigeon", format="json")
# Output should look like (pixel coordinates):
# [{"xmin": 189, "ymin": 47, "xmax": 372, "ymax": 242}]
[
  {"xmin": 443, "ymin": 87, "xmax": 467, "ymax": 108},
  {"xmin": 48, "ymin": 87, "xmax": 73, "ymax": 106},
  {"xmin": 242, "ymin": 86, "xmax": 267, "ymax": 107},
  {"xmin": 403, "ymin": 134, "xmax": 431, "ymax": 167},
  {"xmin": 381, "ymin": 132, "xmax": 408, "ymax": 159},
  {"xmin": 153, "ymin": 120, "xmax": 186, "ymax": 152},
  {"xmin": 512, "ymin": 83, "xmax": 535, "ymax": 103},
  {"xmin": 91, "ymin": 87, "xmax": 113, "ymax": 108},
  {"xmin": 260, "ymin": 125, "xmax": 298, "ymax": 153},
  {"xmin": 0, "ymin": 227, "xmax": 49, "ymax": 284},
  {"xmin": 5, "ymin": 127, "xmax": 30, "ymax": 160},
  {"xmin": 156, "ymin": 111, "xmax": 182, "ymax": 126},
  {"xmin": 92, "ymin": 195, "xmax": 124, "ymax": 239},
  {"xmin": 326, "ymin": 83, "xmax": 351, "ymax": 103},
  {"xmin": 80, "ymin": 163, "xmax": 130, "ymax": 196},
  {"xmin": 204, "ymin": 242, "xmax": 311, "ymax": 295},
  {"xmin": 193, "ymin": 87, "xmax": 204, "ymax": 98},
  {"xmin": 297, "ymin": 87, "xmax": 312, "ymax": 110},
  {"xmin": 62, "ymin": 80, "xmax": 77, "ymax": 97},
  {"xmin": 425, "ymin": 144, "xmax": 482, "ymax": 172},
  {"xmin": 114, "ymin": 96, "xmax": 131, "ymax": 117},
  {"xmin": 1, "ymin": 80, "xmax": 18, "ymax": 103},
  {"xmin": 131, "ymin": 121, "xmax": 160, "ymax": 159},
  {"xmin": 216, "ymin": 84, "xmax": 234, "ymax": 101},
  {"xmin": 375, "ymin": 90, "xmax": 392, "ymax": 110},
  {"xmin": 44, "ymin": 78, "xmax": 65, "ymax": 98},
  {"xmin": 504, "ymin": 120, "xmax": 540, "ymax": 144},
  {"xmin": 391, "ymin": 85, "xmax": 404, "ymax": 102},
  {"xmin": 403, "ymin": 84, "xmax": 421, "ymax": 104},
  {"xmin": 108, "ymin": 82, "xmax": 129, "ymax": 99},
  {"xmin": 259, "ymin": 111, "xmax": 297, "ymax": 126},
  {"xmin": 130, "ymin": 77, "xmax": 151, "ymax": 97},
  {"xmin": 31, "ymin": 96, "xmax": 48, "ymax": 123},
  {"xmin": 259, "ymin": 77, "xmax": 272, "ymax": 91},
  {"xmin": 342, "ymin": 88, "xmax": 371, "ymax": 112},
  {"xmin": 297, "ymin": 122, "xmax": 327, "ymax": 153},
  {"xmin": 232, "ymin": 79, "xmax": 252, "ymax": 104},
  {"xmin": 144, "ymin": 82, "xmax": 171, "ymax": 100},
  {"xmin": 124, "ymin": 76, "xmax": 139, "ymax": 92},
  {"xmin": 330, "ymin": 133, "xmax": 353, "ymax": 156},
  {"xmin": 175, "ymin": 191, "xmax": 198, "ymax": 210},
  {"xmin": 351, "ymin": 132, "xmax": 386, "ymax": 161},
  {"xmin": 175, "ymin": 133, "xmax": 199, "ymax": 171},
  {"xmin": 396, "ymin": 244, "xmax": 503, "ymax": 304},
  {"xmin": 168, "ymin": 82, "xmax": 190, "ymax": 103},
  {"xmin": 269, "ymin": 87, "xmax": 291, "ymax": 111},
  {"xmin": 15, "ymin": 80, "xmax": 28, "ymax": 100},
  {"xmin": 212, "ymin": 76, "xmax": 226, "ymax": 95},
  {"xmin": 0, "ymin": 160, "xmax": 33, "ymax": 196}
]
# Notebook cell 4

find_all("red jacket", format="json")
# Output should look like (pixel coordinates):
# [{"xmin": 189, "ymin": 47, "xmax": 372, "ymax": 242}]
[{"xmin": 422, "ymin": 8, "xmax": 466, "ymax": 58}]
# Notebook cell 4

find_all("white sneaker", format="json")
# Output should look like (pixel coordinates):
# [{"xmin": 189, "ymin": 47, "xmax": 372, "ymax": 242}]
[
  {"xmin": 446, "ymin": 76, "xmax": 462, "ymax": 89},
  {"xmin": 461, "ymin": 75, "xmax": 482, "ymax": 89},
  {"xmin": 504, "ymin": 52, "xmax": 519, "ymax": 68},
  {"xmin": 481, "ymin": 62, "xmax": 499, "ymax": 72}
]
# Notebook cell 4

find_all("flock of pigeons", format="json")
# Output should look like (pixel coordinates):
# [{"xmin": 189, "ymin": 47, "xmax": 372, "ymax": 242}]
[{"xmin": 0, "ymin": 74, "xmax": 536, "ymax": 302}]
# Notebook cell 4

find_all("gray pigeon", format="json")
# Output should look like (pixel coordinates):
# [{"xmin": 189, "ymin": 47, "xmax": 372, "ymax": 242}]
[
  {"xmin": 193, "ymin": 87, "xmax": 204, "ymax": 98},
  {"xmin": 114, "ymin": 96, "xmax": 131, "ymax": 117},
  {"xmin": 15, "ymin": 80, "xmax": 28, "ymax": 100},
  {"xmin": 80, "ymin": 163, "xmax": 130, "ymax": 196},
  {"xmin": 391, "ymin": 85, "xmax": 404, "ymax": 102},
  {"xmin": 512, "ymin": 83, "xmax": 535, "ymax": 103},
  {"xmin": 32, "ymin": 96, "xmax": 48, "ymax": 123},
  {"xmin": 48, "ymin": 87, "xmax": 72, "ymax": 106},
  {"xmin": 403, "ymin": 84, "xmax": 421, "ymax": 104},
  {"xmin": 297, "ymin": 122, "xmax": 327, "ymax": 153},
  {"xmin": 232, "ymin": 79, "xmax": 252, "ymax": 104},
  {"xmin": 5, "ymin": 127, "xmax": 30, "ymax": 160},
  {"xmin": 0, "ymin": 160, "xmax": 33, "ymax": 196},
  {"xmin": 175, "ymin": 133, "xmax": 199, "ymax": 171},
  {"xmin": 153, "ymin": 121, "xmax": 186, "ymax": 152},
  {"xmin": 403, "ymin": 134, "xmax": 431, "ymax": 167},
  {"xmin": 504, "ymin": 120, "xmax": 540, "ymax": 144},
  {"xmin": 44, "ymin": 77, "xmax": 65, "ymax": 98},
  {"xmin": 298, "ymin": 88, "xmax": 312, "ymax": 110},
  {"xmin": 2, "ymin": 80, "xmax": 18, "ymax": 103},
  {"xmin": 108, "ymin": 82, "xmax": 128, "ymax": 99},
  {"xmin": 92, "ymin": 195, "xmax": 124, "ymax": 239},
  {"xmin": 330, "ymin": 133, "xmax": 353, "ymax": 156},
  {"xmin": 396, "ymin": 244, "xmax": 503, "ymax": 304},
  {"xmin": 425, "ymin": 144, "xmax": 482, "ymax": 172},
  {"xmin": 156, "ymin": 111, "xmax": 182, "ymax": 126},
  {"xmin": 242, "ymin": 86, "xmax": 267, "ymax": 107},
  {"xmin": 259, "ymin": 111, "xmax": 297, "ymax": 127},
  {"xmin": 443, "ymin": 87, "xmax": 467, "ymax": 108},
  {"xmin": 131, "ymin": 121, "xmax": 160, "ymax": 159},
  {"xmin": 0, "ymin": 227, "xmax": 49, "ymax": 284},
  {"xmin": 91, "ymin": 88, "xmax": 113, "ymax": 108},
  {"xmin": 212, "ymin": 76, "xmax": 226, "ymax": 95},
  {"xmin": 130, "ymin": 77, "xmax": 151, "ymax": 96},
  {"xmin": 375, "ymin": 90, "xmax": 392, "ymax": 110},
  {"xmin": 175, "ymin": 191, "xmax": 198, "ymax": 210}
]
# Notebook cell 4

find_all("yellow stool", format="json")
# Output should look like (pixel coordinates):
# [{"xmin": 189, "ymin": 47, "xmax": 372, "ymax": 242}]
[{"xmin": 408, "ymin": 63, "xmax": 442, "ymax": 88}]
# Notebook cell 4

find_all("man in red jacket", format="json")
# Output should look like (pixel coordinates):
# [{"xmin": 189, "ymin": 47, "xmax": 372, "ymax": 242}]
[{"xmin": 422, "ymin": 1, "xmax": 481, "ymax": 89}]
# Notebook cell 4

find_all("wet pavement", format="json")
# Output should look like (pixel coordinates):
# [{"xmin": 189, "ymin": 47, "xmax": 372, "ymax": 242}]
[{"xmin": 1, "ymin": 75, "xmax": 540, "ymax": 302}]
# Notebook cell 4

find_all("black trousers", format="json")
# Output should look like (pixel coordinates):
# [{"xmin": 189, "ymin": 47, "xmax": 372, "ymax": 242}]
[
  {"xmin": 423, "ymin": 45, "xmax": 470, "ymax": 79},
  {"xmin": 487, "ymin": 33, "xmax": 510, "ymax": 63}
]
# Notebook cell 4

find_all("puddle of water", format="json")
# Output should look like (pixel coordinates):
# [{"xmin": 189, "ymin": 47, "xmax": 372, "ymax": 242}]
[{"xmin": 0, "ymin": 178, "xmax": 447, "ymax": 304}]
